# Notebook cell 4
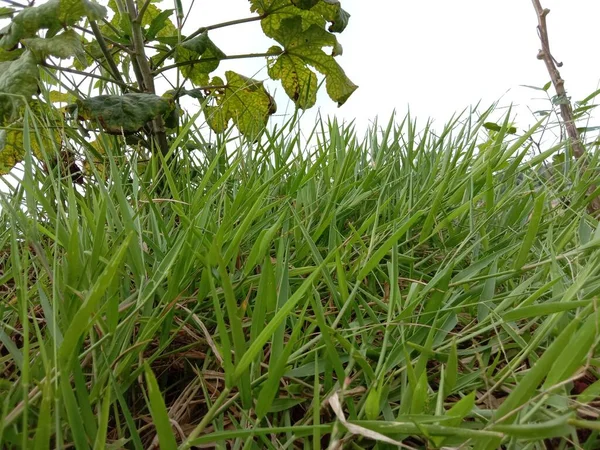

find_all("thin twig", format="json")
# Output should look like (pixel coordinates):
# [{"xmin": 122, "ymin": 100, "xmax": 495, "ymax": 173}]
[
  {"xmin": 42, "ymin": 64, "xmax": 140, "ymax": 92},
  {"xmin": 153, "ymin": 51, "xmax": 281, "ymax": 76},
  {"xmin": 89, "ymin": 20, "xmax": 126, "ymax": 88},
  {"xmin": 2, "ymin": 0, "xmax": 28, "ymax": 8},
  {"xmin": 152, "ymin": 15, "xmax": 264, "ymax": 69}
]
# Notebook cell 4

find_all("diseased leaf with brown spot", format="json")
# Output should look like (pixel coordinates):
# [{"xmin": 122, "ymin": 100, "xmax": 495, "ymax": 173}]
[
  {"xmin": 267, "ymin": 16, "xmax": 356, "ymax": 108},
  {"xmin": 72, "ymin": 93, "xmax": 173, "ymax": 134},
  {"xmin": 204, "ymin": 71, "xmax": 276, "ymax": 137}
]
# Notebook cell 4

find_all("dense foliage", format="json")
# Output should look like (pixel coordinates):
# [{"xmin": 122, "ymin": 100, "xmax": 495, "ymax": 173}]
[
  {"xmin": 0, "ymin": 0, "xmax": 356, "ymax": 171},
  {"xmin": 1, "ymin": 1, "xmax": 600, "ymax": 449}
]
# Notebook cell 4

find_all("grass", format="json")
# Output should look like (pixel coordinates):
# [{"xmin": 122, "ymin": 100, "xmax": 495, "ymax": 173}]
[{"xmin": 0, "ymin": 102, "xmax": 600, "ymax": 449}]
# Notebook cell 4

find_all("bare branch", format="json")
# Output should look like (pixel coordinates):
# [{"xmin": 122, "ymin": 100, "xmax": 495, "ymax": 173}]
[
  {"xmin": 531, "ymin": 0, "xmax": 600, "ymax": 214},
  {"xmin": 531, "ymin": 0, "xmax": 583, "ymax": 157},
  {"xmin": 125, "ymin": 0, "xmax": 169, "ymax": 154}
]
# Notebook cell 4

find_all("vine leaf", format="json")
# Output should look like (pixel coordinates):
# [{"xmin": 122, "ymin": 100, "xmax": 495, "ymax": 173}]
[
  {"xmin": 0, "ymin": 51, "xmax": 39, "ymax": 124},
  {"xmin": 267, "ymin": 16, "xmax": 356, "ymax": 108},
  {"xmin": 204, "ymin": 71, "xmax": 276, "ymax": 137},
  {"xmin": 22, "ymin": 29, "xmax": 86, "ymax": 63},
  {"xmin": 174, "ymin": 31, "xmax": 226, "ymax": 86},
  {"xmin": 0, "ymin": 0, "xmax": 106, "ymax": 49},
  {"xmin": 250, "ymin": 0, "xmax": 349, "ymax": 37},
  {"xmin": 292, "ymin": 0, "xmax": 350, "ymax": 32},
  {"xmin": 71, "ymin": 93, "xmax": 173, "ymax": 134}
]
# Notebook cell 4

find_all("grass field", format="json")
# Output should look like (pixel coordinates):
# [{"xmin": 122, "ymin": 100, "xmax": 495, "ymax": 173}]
[{"xmin": 1, "ymin": 104, "xmax": 600, "ymax": 449}]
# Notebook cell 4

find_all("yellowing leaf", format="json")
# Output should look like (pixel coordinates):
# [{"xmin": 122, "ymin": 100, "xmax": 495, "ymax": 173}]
[
  {"xmin": 251, "ymin": 0, "xmax": 326, "ymax": 37},
  {"xmin": 0, "ymin": 122, "xmax": 60, "ymax": 174},
  {"xmin": 204, "ymin": 71, "xmax": 276, "ymax": 137},
  {"xmin": 251, "ymin": 0, "xmax": 349, "ymax": 36},
  {"xmin": 0, "ymin": 51, "xmax": 39, "ymax": 124},
  {"xmin": 267, "ymin": 45, "xmax": 317, "ymax": 108},
  {"xmin": 0, "ymin": 129, "xmax": 24, "ymax": 174},
  {"xmin": 49, "ymin": 90, "xmax": 77, "ymax": 104},
  {"xmin": 73, "ymin": 93, "xmax": 173, "ymax": 134},
  {"xmin": 267, "ymin": 16, "xmax": 356, "ymax": 107}
]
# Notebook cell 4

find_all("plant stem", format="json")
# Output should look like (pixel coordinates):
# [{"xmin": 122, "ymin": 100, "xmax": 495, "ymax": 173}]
[
  {"xmin": 125, "ymin": 0, "xmax": 169, "ymax": 155},
  {"xmin": 153, "ymin": 51, "xmax": 281, "ymax": 76}
]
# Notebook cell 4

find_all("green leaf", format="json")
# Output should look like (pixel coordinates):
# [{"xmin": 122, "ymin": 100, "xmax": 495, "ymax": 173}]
[
  {"xmin": 175, "ymin": 31, "xmax": 225, "ymax": 86},
  {"xmin": 0, "ymin": 7, "xmax": 15, "ymax": 19},
  {"xmin": 144, "ymin": 364, "xmax": 178, "ymax": 450},
  {"xmin": 255, "ymin": 304, "xmax": 307, "ymax": 419},
  {"xmin": 72, "ymin": 93, "xmax": 173, "ymax": 134},
  {"xmin": 0, "ymin": 51, "xmax": 39, "ymax": 123},
  {"xmin": 0, "ymin": 0, "xmax": 106, "ymax": 49},
  {"xmin": 142, "ymin": 3, "xmax": 177, "ymax": 38},
  {"xmin": 445, "ymin": 392, "xmax": 475, "ymax": 426},
  {"xmin": 145, "ymin": 9, "xmax": 175, "ymax": 41},
  {"xmin": 58, "ymin": 233, "xmax": 133, "ymax": 365},
  {"xmin": 204, "ymin": 71, "xmax": 276, "ymax": 137},
  {"xmin": 22, "ymin": 29, "xmax": 85, "ymax": 62},
  {"xmin": 483, "ymin": 122, "xmax": 517, "ymax": 134},
  {"xmin": 513, "ymin": 191, "xmax": 545, "ymax": 270},
  {"xmin": 365, "ymin": 385, "xmax": 382, "ymax": 420},
  {"xmin": 266, "ymin": 16, "xmax": 357, "ymax": 107},
  {"xmin": 0, "ymin": 47, "xmax": 23, "ymax": 62},
  {"xmin": 106, "ymin": 0, "xmax": 175, "ymax": 42}
]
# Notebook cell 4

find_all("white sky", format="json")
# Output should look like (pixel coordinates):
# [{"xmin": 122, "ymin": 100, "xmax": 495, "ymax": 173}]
[{"xmin": 164, "ymin": 0, "xmax": 600, "ymax": 134}]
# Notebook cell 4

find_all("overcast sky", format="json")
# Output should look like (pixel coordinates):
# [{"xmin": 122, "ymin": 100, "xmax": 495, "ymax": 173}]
[{"xmin": 165, "ymin": 0, "xmax": 600, "ymax": 134}]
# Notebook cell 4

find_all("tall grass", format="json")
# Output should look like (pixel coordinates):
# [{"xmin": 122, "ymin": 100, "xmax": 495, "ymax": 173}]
[{"xmin": 1, "ymin": 103, "xmax": 599, "ymax": 449}]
